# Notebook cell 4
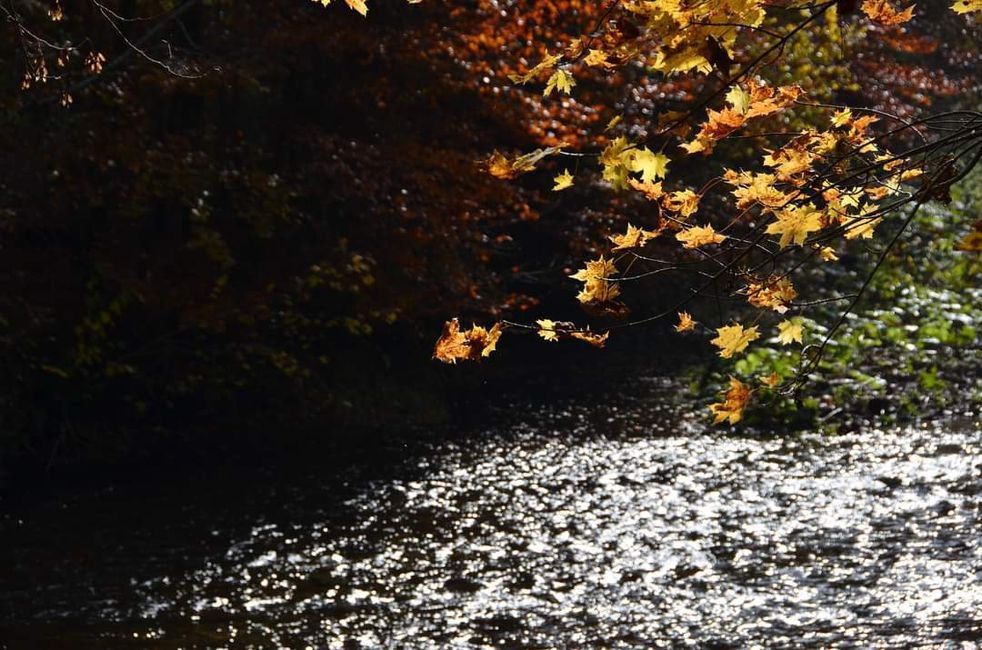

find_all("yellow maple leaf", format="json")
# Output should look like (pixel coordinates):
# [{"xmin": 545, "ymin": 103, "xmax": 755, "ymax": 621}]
[
  {"xmin": 599, "ymin": 136, "xmax": 636, "ymax": 190},
  {"xmin": 345, "ymin": 0, "xmax": 368, "ymax": 14},
  {"xmin": 486, "ymin": 147, "xmax": 564, "ymax": 180},
  {"xmin": 315, "ymin": 0, "xmax": 369, "ymax": 15},
  {"xmin": 726, "ymin": 170, "xmax": 789, "ymax": 210},
  {"xmin": 711, "ymin": 323, "xmax": 760, "ymax": 359},
  {"xmin": 726, "ymin": 86, "xmax": 751, "ymax": 115},
  {"xmin": 584, "ymin": 49, "xmax": 613, "ymax": 69},
  {"xmin": 861, "ymin": 0, "xmax": 916, "ymax": 24},
  {"xmin": 663, "ymin": 189, "xmax": 700, "ymax": 217},
  {"xmin": 433, "ymin": 319, "xmax": 503, "ymax": 363},
  {"xmin": 570, "ymin": 256, "xmax": 620, "ymax": 304},
  {"xmin": 951, "ymin": 0, "xmax": 982, "ymax": 12},
  {"xmin": 776, "ymin": 318, "xmax": 804, "ymax": 345},
  {"xmin": 630, "ymin": 147, "xmax": 671, "ymax": 183},
  {"xmin": 766, "ymin": 204, "xmax": 824, "ymax": 248},
  {"xmin": 628, "ymin": 178, "xmax": 665, "ymax": 201},
  {"xmin": 709, "ymin": 377, "xmax": 752, "ymax": 425},
  {"xmin": 605, "ymin": 115, "xmax": 622, "ymax": 132},
  {"xmin": 675, "ymin": 311, "xmax": 696, "ymax": 333},
  {"xmin": 831, "ymin": 108, "xmax": 853, "ymax": 128},
  {"xmin": 544, "ymin": 69, "xmax": 575, "ymax": 96},
  {"xmin": 508, "ymin": 51, "xmax": 562, "ymax": 84},
  {"xmin": 844, "ymin": 214, "xmax": 882, "ymax": 240},
  {"xmin": 536, "ymin": 319, "xmax": 559, "ymax": 342},
  {"xmin": 816, "ymin": 245, "xmax": 840, "ymax": 262},
  {"xmin": 553, "ymin": 170, "xmax": 574, "ymax": 191},
  {"xmin": 763, "ymin": 143, "xmax": 815, "ymax": 180},
  {"xmin": 676, "ymin": 224, "xmax": 726, "ymax": 249},
  {"xmin": 609, "ymin": 223, "xmax": 660, "ymax": 251},
  {"xmin": 760, "ymin": 372, "xmax": 782, "ymax": 388}
]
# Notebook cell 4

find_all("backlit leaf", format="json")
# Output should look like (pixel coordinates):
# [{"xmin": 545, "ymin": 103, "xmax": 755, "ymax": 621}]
[{"xmin": 711, "ymin": 323, "xmax": 760, "ymax": 358}]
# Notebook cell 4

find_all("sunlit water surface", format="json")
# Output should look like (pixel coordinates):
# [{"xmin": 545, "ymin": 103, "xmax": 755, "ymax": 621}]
[{"xmin": 2, "ymin": 379, "xmax": 980, "ymax": 648}]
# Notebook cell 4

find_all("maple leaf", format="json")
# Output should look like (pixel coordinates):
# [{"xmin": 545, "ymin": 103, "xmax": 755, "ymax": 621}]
[
  {"xmin": 861, "ymin": 0, "xmax": 915, "ymax": 24},
  {"xmin": 951, "ymin": 0, "xmax": 982, "ymax": 12},
  {"xmin": 536, "ymin": 319, "xmax": 559, "ymax": 342},
  {"xmin": 433, "ymin": 319, "xmax": 503, "ymax": 363},
  {"xmin": 553, "ymin": 170, "xmax": 574, "ymax": 191},
  {"xmin": 605, "ymin": 115, "xmax": 622, "ymax": 132},
  {"xmin": 599, "ymin": 136, "xmax": 637, "ymax": 190},
  {"xmin": 345, "ymin": 0, "xmax": 368, "ymax": 15},
  {"xmin": 831, "ymin": 108, "xmax": 853, "ymax": 128},
  {"xmin": 776, "ymin": 318, "xmax": 804, "ymax": 345},
  {"xmin": 746, "ymin": 276, "xmax": 797, "ymax": 313},
  {"xmin": 630, "ymin": 147, "xmax": 670, "ymax": 183},
  {"xmin": 743, "ymin": 84, "xmax": 803, "ymax": 119},
  {"xmin": 565, "ymin": 37, "xmax": 587, "ymax": 59},
  {"xmin": 683, "ymin": 108, "xmax": 746, "ymax": 155},
  {"xmin": 675, "ymin": 311, "xmax": 696, "ymax": 332},
  {"xmin": 315, "ymin": 0, "xmax": 368, "ymax": 16},
  {"xmin": 486, "ymin": 147, "xmax": 564, "ymax": 180},
  {"xmin": 955, "ymin": 221, "xmax": 982, "ymax": 252},
  {"xmin": 544, "ymin": 69, "xmax": 575, "ymax": 96},
  {"xmin": 676, "ymin": 224, "xmax": 725, "ymax": 249},
  {"xmin": 816, "ymin": 245, "xmax": 840, "ymax": 262},
  {"xmin": 628, "ymin": 179, "xmax": 665, "ymax": 201},
  {"xmin": 609, "ymin": 223, "xmax": 660, "ymax": 251},
  {"xmin": 762, "ymin": 142, "xmax": 815, "ymax": 180},
  {"xmin": 711, "ymin": 323, "xmax": 760, "ymax": 359},
  {"xmin": 709, "ymin": 377, "xmax": 752, "ymax": 424},
  {"xmin": 584, "ymin": 49, "xmax": 614, "ymax": 69},
  {"xmin": 766, "ymin": 204, "xmax": 824, "ymax": 248},
  {"xmin": 570, "ymin": 330, "xmax": 609, "ymax": 347},
  {"xmin": 843, "ymin": 214, "xmax": 882, "ymax": 239},
  {"xmin": 726, "ymin": 86, "xmax": 751, "ymax": 115},
  {"xmin": 760, "ymin": 372, "xmax": 782, "ymax": 388},
  {"xmin": 570, "ymin": 256, "xmax": 620, "ymax": 304},
  {"xmin": 663, "ymin": 189, "xmax": 700, "ymax": 217},
  {"xmin": 508, "ymin": 51, "xmax": 562, "ymax": 84},
  {"xmin": 849, "ymin": 115, "xmax": 879, "ymax": 137},
  {"xmin": 486, "ymin": 151, "xmax": 516, "ymax": 179},
  {"xmin": 726, "ymin": 171, "xmax": 789, "ymax": 210}
]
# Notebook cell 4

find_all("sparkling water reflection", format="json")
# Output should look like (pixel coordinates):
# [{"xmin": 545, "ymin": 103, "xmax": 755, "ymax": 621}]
[{"xmin": 2, "ymin": 385, "xmax": 980, "ymax": 648}]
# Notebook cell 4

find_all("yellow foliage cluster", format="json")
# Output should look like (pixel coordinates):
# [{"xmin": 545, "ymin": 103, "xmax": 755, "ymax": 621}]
[
  {"xmin": 420, "ymin": 0, "xmax": 978, "ymax": 427},
  {"xmin": 569, "ymin": 256, "xmax": 621, "ymax": 304}
]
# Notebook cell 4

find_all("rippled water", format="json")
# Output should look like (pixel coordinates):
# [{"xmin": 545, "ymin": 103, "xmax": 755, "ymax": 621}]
[{"xmin": 2, "ymin": 380, "xmax": 980, "ymax": 648}]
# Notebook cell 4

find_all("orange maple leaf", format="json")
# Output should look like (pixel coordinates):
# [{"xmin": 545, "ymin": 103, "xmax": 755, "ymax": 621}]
[
  {"xmin": 709, "ymin": 377, "xmax": 752, "ymax": 424},
  {"xmin": 861, "ymin": 0, "xmax": 916, "ymax": 25},
  {"xmin": 433, "ymin": 319, "xmax": 503, "ymax": 363}
]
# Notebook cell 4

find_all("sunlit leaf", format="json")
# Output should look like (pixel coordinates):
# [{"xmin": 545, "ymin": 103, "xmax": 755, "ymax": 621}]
[{"xmin": 711, "ymin": 323, "xmax": 760, "ymax": 359}]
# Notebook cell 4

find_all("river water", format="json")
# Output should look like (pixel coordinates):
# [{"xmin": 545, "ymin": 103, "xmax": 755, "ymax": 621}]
[{"xmin": 2, "ymin": 378, "xmax": 980, "ymax": 648}]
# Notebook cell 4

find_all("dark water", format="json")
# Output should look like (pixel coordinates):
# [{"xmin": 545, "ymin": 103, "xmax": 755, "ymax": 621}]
[{"xmin": 2, "ymin": 379, "xmax": 981, "ymax": 648}]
